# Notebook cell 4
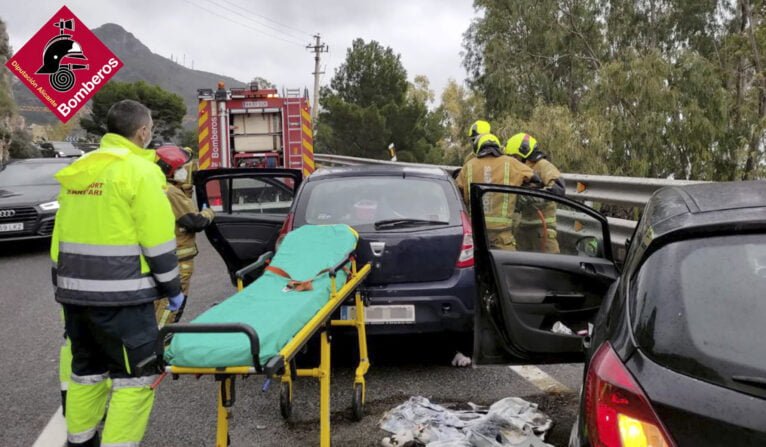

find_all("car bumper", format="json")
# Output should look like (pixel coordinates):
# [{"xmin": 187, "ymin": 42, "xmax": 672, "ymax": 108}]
[
  {"xmin": 0, "ymin": 212, "xmax": 55, "ymax": 242},
  {"xmin": 356, "ymin": 267, "xmax": 476, "ymax": 335}
]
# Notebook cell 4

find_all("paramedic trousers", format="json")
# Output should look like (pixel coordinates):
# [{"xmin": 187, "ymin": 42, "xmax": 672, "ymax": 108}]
[{"xmin": 62, "ymin": 303, "xmax": 158, "ymax": 447}]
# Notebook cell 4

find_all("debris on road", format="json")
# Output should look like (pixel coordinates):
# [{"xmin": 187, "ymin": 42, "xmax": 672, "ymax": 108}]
[{"xmin": 379, "ymin": 396, "xmax": 553, "ymax": 446}]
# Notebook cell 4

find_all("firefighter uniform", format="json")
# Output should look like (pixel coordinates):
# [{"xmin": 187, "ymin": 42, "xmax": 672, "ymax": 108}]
[
  {"xmin": 505, "ymin": 133, "xmax": 565, "ymax": 253},
  {"xmin": 456, "ymin": 134, "xmax": 535, "ymax": 250},
  {"xmin": 52, "ymin": 132, "xmax": 180, "ymax": 447},
  {"xmin": 153, "ymin": 180, "xmax": 215, "ymax": 324}
]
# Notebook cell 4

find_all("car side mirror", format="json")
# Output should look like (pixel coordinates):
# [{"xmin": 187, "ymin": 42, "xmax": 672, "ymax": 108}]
[{"xmin": 576, "ymin": 236, "xmax": 602, "ymax": 258}]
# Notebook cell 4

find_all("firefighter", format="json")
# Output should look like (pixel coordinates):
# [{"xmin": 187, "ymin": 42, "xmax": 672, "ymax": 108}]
[
  {"xmin": 456, "ymin": 133, "xmax": 536, "ymax": 250},
  {"xmin": 464, "ymin": 120, "xmax": 491, "ymax": 163},
  {"xmin": 153, "ymin": 144, "xmax": 215, "ymax": 325},
  {"xmin": 505, "ymin": 132, "xmax": 565, "ymax": 253},
  {"xmin": 52, "ymin": 99, "xmax": 182, "ymax": 447}
]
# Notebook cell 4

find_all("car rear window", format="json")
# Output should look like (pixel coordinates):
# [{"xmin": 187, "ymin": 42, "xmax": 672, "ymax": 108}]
[
  {"xmin": 0, "ymin": 163, "xmax": 63, "ymax": 186},
  {"xmin": 631, "ymin": 234, "xmax": 766, "ymax": 397},
  {"xmin": 295, "ymin": 176, "xmax": 458, "ymax": 230}
]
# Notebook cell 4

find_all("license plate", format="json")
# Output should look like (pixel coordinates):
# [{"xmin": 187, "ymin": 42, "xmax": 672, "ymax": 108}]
[
  {"xmin": 340, "ymin": 305, "xmax": 415, "ymax": 325},
  {"xmin": 0, "ymin": 223, "xmax": 23, "ymax": 232}
]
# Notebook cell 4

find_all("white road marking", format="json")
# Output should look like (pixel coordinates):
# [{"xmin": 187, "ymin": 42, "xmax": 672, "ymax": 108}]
[
  {"xmin": 33, "ymin": 406, "xmax": 66, "ymax": 447},
  {"xmin": 510, "ymin": 365, "xmax": 570, "ymax": 393}
]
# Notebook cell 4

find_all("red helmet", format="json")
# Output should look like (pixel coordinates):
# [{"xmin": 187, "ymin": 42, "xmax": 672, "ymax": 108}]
[{"xmin": 155, "ymin": 144, "xmax": 192, "ymax": 177}]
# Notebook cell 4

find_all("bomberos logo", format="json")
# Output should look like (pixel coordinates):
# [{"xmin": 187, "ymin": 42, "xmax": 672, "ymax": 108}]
[{"xmin": 5, "ymin": 6, "xmax": 123, "ymax": 123}]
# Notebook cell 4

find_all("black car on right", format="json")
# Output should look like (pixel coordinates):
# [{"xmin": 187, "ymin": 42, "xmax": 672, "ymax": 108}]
[{"xmin": 469, "ymin": 181, "xmax": 766, "ymax": 447}]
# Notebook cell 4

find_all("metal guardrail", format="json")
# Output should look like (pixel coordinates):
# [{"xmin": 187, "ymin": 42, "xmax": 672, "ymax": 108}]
[{"xmin": 313, "ymin": 153, "xmax": 709, "ymax": 260}]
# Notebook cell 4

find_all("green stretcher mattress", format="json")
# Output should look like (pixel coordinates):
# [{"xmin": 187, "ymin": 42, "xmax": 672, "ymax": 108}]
[{"xmin": 165, "ymin": 224, "xmax": 359, "ymax": 368}]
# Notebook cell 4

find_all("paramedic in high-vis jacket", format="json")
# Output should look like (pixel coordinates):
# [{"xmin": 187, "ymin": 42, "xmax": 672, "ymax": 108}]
[{"xmin": 52, "ymin": 99, "xmax": 182, "ymax": 447}]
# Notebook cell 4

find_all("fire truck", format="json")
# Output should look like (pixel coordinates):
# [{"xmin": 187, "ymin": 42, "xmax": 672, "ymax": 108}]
[{"xmin": 196, "ymin": 82, "xmax": 315, "ymax": 178}]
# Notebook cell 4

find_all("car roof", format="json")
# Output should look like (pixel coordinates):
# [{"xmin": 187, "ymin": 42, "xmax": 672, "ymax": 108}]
[
  {"xmin": 644, "ymin": 181, "xmax": 766, "ymax": 239},
  {"xmin": 307, "ymin": 165, "xmax": 451, "ymax": 182}
]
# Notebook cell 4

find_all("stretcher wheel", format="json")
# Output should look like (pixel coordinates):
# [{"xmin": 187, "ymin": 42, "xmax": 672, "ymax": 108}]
[
  {"xmin": 279, "ymin": 382, "xmax": 293, "ymax": 420},
  {"xmin": 351, "ymin": 383, "xmax": 365, "ymax": 421}
]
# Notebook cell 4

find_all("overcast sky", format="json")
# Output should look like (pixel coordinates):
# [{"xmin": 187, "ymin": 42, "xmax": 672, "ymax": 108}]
[{"xmin": 5, "ymin": 0, "xmax": 476, "ymax": 104}]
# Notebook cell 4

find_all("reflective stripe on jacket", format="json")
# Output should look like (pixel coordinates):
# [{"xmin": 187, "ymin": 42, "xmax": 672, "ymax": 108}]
[
  {"xmin": 456, "ymin": 154, "xmax": 534, "ymax": 228},
  {"xmin": 51, "ymin": 133, "xmax": 181, "ymax": 306}
]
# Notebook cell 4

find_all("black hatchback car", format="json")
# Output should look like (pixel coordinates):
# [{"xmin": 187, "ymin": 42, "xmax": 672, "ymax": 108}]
[
  {"xmin": 467, "ymin": 181, "xmax": 766, "ymax": 447},
  {"xmin": 194, "ymin": 166, "xmax": 476, "ymax": 335},
  {"xmin": 0, "ymin": 158, "xmax": 73, "ymax": 242}
]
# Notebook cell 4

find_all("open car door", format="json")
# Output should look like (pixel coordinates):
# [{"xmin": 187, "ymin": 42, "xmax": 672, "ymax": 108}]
[
  {"xmin": 470, "ymin": 184, "xmax": 619, "ymax": 365},
  {"xmin": 195, "ymin": 168, "xmax": 302, "ymax": 285}
]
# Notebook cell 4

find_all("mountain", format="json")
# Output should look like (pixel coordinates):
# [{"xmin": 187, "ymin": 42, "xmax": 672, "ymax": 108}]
[{"xmin": 12, "ymin": 23, "xmax": 246, "ymax": 125}]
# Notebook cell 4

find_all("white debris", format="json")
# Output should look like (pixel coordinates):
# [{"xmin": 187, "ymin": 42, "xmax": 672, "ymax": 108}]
[
  {"xmin": 380, "ymin": 396, "xmax": 553, "ymax": 447},
  {"xmin": 551, "ymin": 321, "xmax": 574, "ymax": 335}
]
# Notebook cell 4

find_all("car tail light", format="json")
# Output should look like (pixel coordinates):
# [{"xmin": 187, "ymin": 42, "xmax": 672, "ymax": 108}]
[
  {"xmin": 585, "ymin": 342, "xmax": 675, "ymax": 447},
  {"xmin": 278, "ymin": 212, "xmax": 294, "ymax": 239},
  {"xmin": 210, "ymin": 197, "xmax": 222, "ymax": 208},
  {"xmin": 456, "ymin": 211, "xmax": 474, "ymax": 268}
]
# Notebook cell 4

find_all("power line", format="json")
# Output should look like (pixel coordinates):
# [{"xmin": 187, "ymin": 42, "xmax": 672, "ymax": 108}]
[
  {"xmin": 181, "ymin": 0, "xmax": 305, "ymax": 47},
  {"xmin": 213, "ymin": 0, "xmax": 310, "ymax": 41}
]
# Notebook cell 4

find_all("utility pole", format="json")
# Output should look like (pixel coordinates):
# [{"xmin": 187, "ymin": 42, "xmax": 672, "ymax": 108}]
[{"xmin": 306, "ymin": 34, "xmax": 328, "ymax": 124}]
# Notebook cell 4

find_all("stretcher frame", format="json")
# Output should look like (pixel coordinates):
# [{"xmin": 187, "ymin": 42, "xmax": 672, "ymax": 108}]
[{"xmin": 154, "ymin": 251, "xmax": 371, "ymax": 447}]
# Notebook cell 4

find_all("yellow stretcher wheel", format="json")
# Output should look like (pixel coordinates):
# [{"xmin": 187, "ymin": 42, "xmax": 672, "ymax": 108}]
[
  {"xmin": 279, "ymin": 381, "xmax": 293, "ymax": 420},
  {"xmin": 351, "ymin": 383, "xmax": 365, "ymax": 421}
]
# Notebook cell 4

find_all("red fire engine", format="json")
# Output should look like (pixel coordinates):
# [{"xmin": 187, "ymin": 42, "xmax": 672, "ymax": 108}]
[{"xmin": 196, "ymin": 82, "xmax": 315, "ymax": 178}]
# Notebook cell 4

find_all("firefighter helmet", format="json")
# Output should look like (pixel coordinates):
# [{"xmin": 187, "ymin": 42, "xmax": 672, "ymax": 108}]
[
  {"xmin": 474, "ymin": 133, "xmax": 502, "ymax": 154},
  {"xmin": 467, "ymin": 120, "xmax": 491, "ymax": 140},
  {"xmin": 505, "ymin": 133, "xmax": 538, "ymax": 160},
  {"xmin": 156, "ymin": 144, "xmax": 192, "ymax": 177}
]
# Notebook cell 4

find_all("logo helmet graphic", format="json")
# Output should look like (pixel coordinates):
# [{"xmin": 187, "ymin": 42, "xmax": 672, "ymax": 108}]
[{"xmin": 35, "ymin": 19, "xmax": 89, "ymax": 92}]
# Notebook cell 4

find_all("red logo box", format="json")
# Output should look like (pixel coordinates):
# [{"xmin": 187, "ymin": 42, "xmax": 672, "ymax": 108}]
[{"xmin": 5, "ymin": 6, "xmax": 123, "ymax": 123}]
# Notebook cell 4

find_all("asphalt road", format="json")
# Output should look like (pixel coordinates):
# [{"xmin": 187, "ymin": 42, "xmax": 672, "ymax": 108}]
[{"xmin": 0, "ymin": 236, "xmax": 584, "ymax": 447}]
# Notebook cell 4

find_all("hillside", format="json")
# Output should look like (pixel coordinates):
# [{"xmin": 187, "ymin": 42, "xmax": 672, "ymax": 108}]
[{"xmin": 13, "ymin": 23, "xmax": 246, "ymax": 125}]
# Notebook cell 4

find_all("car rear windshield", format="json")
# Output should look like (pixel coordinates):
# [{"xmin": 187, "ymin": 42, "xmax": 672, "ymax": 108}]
[
  {"xmin": 295, "ymin": 176, "xmax": 459, "ymax": 231},
  {"xmin": 631, "ymin": 234, "xmax": 766, "ymax": 397},
  {"xmin": 0, "ymin": 163, "xmax": 63, "ymax": 187}
]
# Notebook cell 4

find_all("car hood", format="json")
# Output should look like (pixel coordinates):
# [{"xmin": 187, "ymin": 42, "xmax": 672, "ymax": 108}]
[{"xmin": 0, "ymin": 185, "xmax": 59, "ymax": 207}]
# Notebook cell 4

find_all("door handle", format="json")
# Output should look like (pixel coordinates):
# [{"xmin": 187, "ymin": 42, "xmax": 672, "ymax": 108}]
[{"xmin": 580, "ymin": 262, "xmax": 597, "ymax": 275}]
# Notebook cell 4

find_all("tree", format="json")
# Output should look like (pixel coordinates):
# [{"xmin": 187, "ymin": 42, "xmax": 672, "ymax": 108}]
[
  {"xmin": 436, "ymin": 79, "xmax": 486, "ymax": 165},
  {"xmin": 0, "ymin": 17, "xmax": 16, "ymax": 163},
  {"xmin": 317, "ymin": 39, "xmax": 442, "ymax": 162},
  {"xmin": 80, "ymin": 81, "xmax": 186, "ymax": 140},
  {"xmin": 463, "ymin": 0, "xmax": 605, "ymax": 118},
  {"xmin": 177, "ymin": 128, "xmax": 198, "ymax": 156},
  {"xmin": 249, "ymin": 77, "xmax": 275, "ymax": 89}
]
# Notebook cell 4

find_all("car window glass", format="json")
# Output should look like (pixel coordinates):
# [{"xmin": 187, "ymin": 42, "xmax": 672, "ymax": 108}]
[
  {"xmin": 202, "ymin": 176, "xmax": 294, "ymax": 214},
  {"xmin": 0, "ymin": 163, "xmax": 63, "ymax": 186},
  {"xmin": 480, "ymin": 191, "xmax": 607, "ymax": 257},
  {"xmin": 301, "ymin": 177, "xmax": 453, "ymax": 228},
  {"xmin": 632, "ymin": 234, "xmax": 766, "ymax": 396}
]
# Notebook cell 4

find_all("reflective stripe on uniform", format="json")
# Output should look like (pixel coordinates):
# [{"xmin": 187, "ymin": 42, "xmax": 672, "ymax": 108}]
[
  {"xmin": 141, "ymin": 240, "xmax": 176, "ymax": 258},
  {"xmin": 176, "ymin": 246, "xmax": 197, "ymax": 259},
  {"xmin": 153, "ymin": 266, "xmax": 179, "ymax": 283},
  {"xmin": 68, "ymin": 427, "xmax": 98, "ymax": 444},
  {"xmin": 112, "ymin": 375, "xmax": 158, "ymax": 390},
  {"xmin": 58, "ymin": 276, "xmax": 156, "ymax": 293},
  {"xmin": 102, "ymin": 442, "xmax": 140, "ymax": 447},
  {"xmin": 70, "ymin": 372, "xmax": 109, "ymax": 385},
  {"xmin": 485, "ymin": 217, "xmax": 514, "ymax": 225},
  {"xmin": 60, "ymin": 242, "xmax": 141, "ymax": 257},
  {"xmin": 466, "ymin": 163, "xmax": 473, "ymax": 209},
  {"xmin": 501, "ymin": 159, "xmax": 510, "ymax": 217}
]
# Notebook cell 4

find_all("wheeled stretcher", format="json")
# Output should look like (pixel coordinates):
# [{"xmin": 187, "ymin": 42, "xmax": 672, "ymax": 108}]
[{"xmin": 152, "ymin": 224, "xmax": 372, "ymax": 447}]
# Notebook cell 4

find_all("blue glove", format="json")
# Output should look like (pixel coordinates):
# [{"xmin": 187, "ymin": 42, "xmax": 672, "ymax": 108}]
[{"xmin": 167, "ymin": 292, "xmax": 186, "ymax": 312}]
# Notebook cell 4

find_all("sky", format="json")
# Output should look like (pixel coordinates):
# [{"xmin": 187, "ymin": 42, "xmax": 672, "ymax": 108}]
[{"xmin": 4, "ymin": 0, "xmax": 477, "ymax": 105}]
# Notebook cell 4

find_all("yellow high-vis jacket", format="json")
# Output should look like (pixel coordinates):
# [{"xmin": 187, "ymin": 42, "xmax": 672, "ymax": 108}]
[{"xmin": 51, "ymin": 133, "xmax": 181, "ymax": 306}]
